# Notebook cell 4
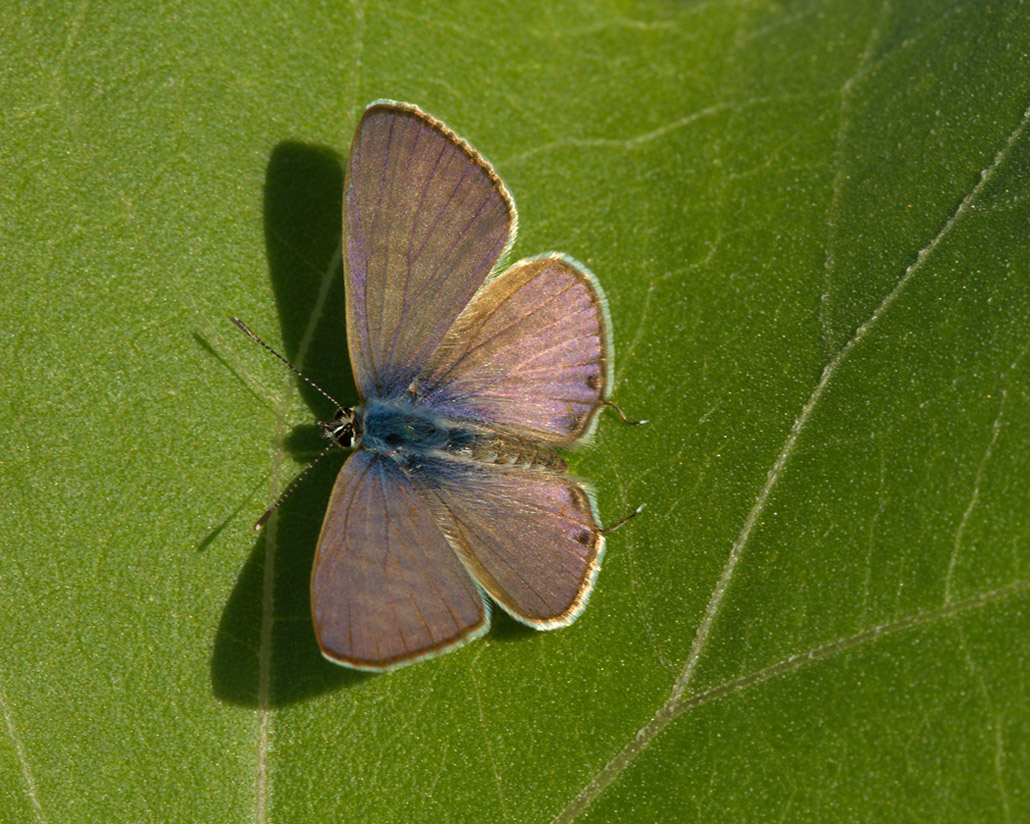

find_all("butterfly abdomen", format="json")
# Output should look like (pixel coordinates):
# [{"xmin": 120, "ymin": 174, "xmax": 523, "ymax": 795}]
[{"xmin": 465, "ymin": 435, "xmax": 566, "ymax": 472}]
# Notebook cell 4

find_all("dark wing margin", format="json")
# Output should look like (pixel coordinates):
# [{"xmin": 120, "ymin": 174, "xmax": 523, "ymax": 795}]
[
  {"xmin": 343, "ymin": 100, "xmax": 517, "ymax": 401},
  {"xmin": 312, "ymin": 450, "xmax": 489, "ymax": 671}
]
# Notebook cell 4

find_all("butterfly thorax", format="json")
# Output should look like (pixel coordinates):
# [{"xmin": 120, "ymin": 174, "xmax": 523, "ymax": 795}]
[
  {"xmin": 358, "ymin": 398, "xmax": 473, "ymax": 455},
  {"xmin": 353, "ymin": 397, "xmax": 563, "ymax": 471}
]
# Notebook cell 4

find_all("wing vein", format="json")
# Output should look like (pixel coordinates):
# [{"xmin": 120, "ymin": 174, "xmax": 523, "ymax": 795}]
[
  {"xmin": 426, "ymin": 279, "xmax": 582, "ymax": 393},
  {"xmin": 376, "ymin": 465, "xmax": 427, "ymax": 656},
  {"xmin": 386, "ymin": 122, "xmax": 441, "ymax": 371},
  {"xmin": 364, "ymin": 117, "xmax": 398, "ymax": 394},
  {"xmin": 405, "ymin": 187, "xmax": 504, "ymax": 374},
  {"xmin": 435, "ymin": 486, "xmax": 555, "ymax": 614},
  {"xmin": 397, "ymin": 471, "xmax": 469, "ymax": 636},
  {"xmin": 388, "ymin": 162, "xmax": 478, "ymax": 361}
]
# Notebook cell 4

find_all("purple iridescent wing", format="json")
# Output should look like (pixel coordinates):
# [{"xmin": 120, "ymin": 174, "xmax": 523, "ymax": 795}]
[
  {"xmin": 311, "ymin": 450, "xmax": 489, "ymax": 671},
  {"xmin": 344, "ymin": 100, "xmax": 516, "ymax": 401},
  {"xmin": 412, "ymin": 458, "xmax": 605, "ymax": 626},
  {"xmin": 412, "ymin": 254, "xmax": 611, "ymax": 445}
]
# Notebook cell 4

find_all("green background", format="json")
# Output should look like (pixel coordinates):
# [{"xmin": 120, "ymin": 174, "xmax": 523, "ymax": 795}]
[{"xmin": 3, "ymin": 1, "xmax": 1029, "ymax": 821}]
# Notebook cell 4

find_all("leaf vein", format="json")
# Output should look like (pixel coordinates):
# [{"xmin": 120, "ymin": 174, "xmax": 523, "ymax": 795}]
[
  {"xmin": 0, "ymin": 679, "xmax": 46, "ymax": 823},
  {"xmin": 553, "ymin": 578, "xmax": 1030, "ymax": 824},
  {"xmin": 553, "ymin": 87, "xmax": 1030, "ymax": 824}
]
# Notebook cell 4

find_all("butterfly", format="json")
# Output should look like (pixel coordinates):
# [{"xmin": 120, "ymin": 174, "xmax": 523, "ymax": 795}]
[{"xmin": 238, "ymin": 100, "xmax": 639, "ymax": 671}]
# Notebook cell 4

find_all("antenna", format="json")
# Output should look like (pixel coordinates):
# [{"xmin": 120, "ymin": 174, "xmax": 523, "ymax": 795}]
[
  {"xmin": 232, "ymin": 317, "xmax": 352, "ymax": 530},
  {"xmin": 231, "ymin": 317, "xmax": 347, "ymax": 410},
  {"xmin": 252, "ymin": 440, "xmax": 337, "ymax": 531}
]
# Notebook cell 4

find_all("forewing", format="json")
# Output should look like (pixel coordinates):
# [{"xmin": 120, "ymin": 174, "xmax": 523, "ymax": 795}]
[
  {"xmin": 312, "ymin": 450, "xmax": 488, "ymax": 671},
  {"xmin": 344, "ymin": 100, "xmax": 516, "ymax": 400},
  {"xmin": 413, "ymin": 254, "xmax": 611, "ymax": 445},
  {"xmin": 413, "ymin": 459, "xmax": 605, "ymax": 627}
]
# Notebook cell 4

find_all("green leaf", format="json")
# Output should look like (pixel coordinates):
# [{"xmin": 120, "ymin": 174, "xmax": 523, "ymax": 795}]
[{"xmin": 2, "ymin": 1, "xmax": 1029, "ymax": 822}]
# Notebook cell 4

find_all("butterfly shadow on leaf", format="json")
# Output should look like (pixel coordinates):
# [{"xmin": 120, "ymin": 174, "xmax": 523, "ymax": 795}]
[{"xmin": 211, "ymin": 140, "xmax": 372, "ymax": 707}]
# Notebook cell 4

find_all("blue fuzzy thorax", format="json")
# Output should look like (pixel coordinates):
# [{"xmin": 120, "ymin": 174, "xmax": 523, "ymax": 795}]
[{"xmin": 359, "ymin": 397, "xmax": 474, "ymax": 458}]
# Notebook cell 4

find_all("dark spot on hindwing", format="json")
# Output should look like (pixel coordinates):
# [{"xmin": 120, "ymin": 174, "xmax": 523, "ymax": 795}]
[
  {"xmin": 586, "ymin": 373, "xmax": 600, "ymax": 391},
  {"xmin": 576, "ymin": 530, "xmax": 591, "ymax": 546}
]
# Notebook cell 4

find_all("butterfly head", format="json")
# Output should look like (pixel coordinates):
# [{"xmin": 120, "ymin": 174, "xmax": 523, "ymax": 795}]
[{"xmin": 318, "ymin": 407, "xmax": 360, "ymax": 449}]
